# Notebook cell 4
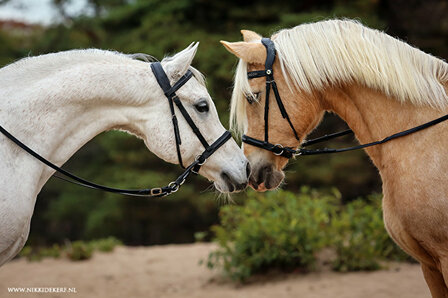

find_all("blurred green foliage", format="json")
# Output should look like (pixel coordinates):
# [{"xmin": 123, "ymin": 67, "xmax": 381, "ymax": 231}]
[
  {"xmin": 206, "ymin": 188, "xmax": 336, "ymax": 281},
  {"xmin": 66, "ymin": 240, "xmax": 94, "ymax": 261},
  {"xmin": 1, "ymin": 0, "xmax": 446, "ymax": 246},
  {"xmin": 205, "ymin": 189, "xmax": 411, "ymax": 282},
  {"xmin": 19, "ymin": 237, "xmax": 122, "ymax": 261},
  {"xmin": 331, "ymin": 196, "xmax": 414, "ymax": 272}
]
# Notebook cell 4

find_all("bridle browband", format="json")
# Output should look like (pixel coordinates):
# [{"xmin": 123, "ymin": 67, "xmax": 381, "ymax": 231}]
[
  {"xmin": 243, "ymin": 38, "xmax": 448, "ymax": 158},
  {"xmin": 0, "ymin": 62, "xmax": 231, "ymax": 198}
]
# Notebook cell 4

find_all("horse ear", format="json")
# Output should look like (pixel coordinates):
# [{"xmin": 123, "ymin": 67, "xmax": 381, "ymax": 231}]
[
  {"xmin": 240, "ymin": 29, "xmax": 262, "ymax": 42},
  {"xmin": 164, "ymin": 42, "xmax": 198, "ymax": 76},
  {"xmin": 220, "ymin": 40, "xmax": 266, "ymax": 64}
]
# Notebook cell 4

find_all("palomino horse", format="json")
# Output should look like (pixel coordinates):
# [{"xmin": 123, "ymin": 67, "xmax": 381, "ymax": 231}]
[
  {"xmin": 0, "ymin": 43, "xmax": 249, "ymax": 266},
  {"xmin": 222, "ymin": 20, "xmax": 448, "ymax": 297}
]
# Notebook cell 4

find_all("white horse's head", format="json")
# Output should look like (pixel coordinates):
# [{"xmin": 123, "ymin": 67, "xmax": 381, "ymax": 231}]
[{"xmin": 140, "ymin": 43, "xmax": 249, "ymax": 193}]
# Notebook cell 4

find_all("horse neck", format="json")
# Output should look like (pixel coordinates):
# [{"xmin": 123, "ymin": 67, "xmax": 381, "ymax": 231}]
[
  {"xmin": 321, "ymin": 83, "xmax": 448, "ymax": 171},
  {"xmin": 0, "ymin": 56, "xmax": 155, "ymax": 193}
]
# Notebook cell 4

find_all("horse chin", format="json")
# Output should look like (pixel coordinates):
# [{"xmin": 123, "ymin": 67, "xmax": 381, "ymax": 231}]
[
  {"xmin": 214, "ymin": 181, "xmax": 229, "ymax": 193},
  {"xmin": 213, "ymin": 181, "xmax": 238, "ymax": 194},
  {"xmin": 213, "ymin": 172, "xmax": 249, "ymax": 194}
]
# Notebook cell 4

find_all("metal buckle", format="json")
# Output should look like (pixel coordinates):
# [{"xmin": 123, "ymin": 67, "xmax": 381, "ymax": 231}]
[
  {"xmin": 150, "ymin": 188, "xmax": 163, "ymax": 196},
  {"xmin": 168, "ymin": 182, "xmax": 179, "ymax": 193},
  {"xmin": 266, "ymin": 69, "xmax": 272, "ymax": 75},
  {"xmin": 273, "ymin": 144, "xmax": 284, "ymax": 156}
]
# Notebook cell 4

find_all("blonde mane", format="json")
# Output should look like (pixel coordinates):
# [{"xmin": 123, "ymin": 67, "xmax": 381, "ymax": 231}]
[{"xmin": 230, "ymin": 19, "xmax": 448, "ymax": 135}]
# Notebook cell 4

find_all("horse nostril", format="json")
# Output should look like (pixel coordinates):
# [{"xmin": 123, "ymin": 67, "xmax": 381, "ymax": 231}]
[
  {"xmin": 221, "ymin": 171, "xmax": 235, "ymax": 192},
  {"xmin": 246, "ymin": 162, "xmax": 251, "ymax": 179}
]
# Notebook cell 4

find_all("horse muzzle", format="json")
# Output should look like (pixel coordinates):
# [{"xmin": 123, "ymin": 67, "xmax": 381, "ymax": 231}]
[{"xmin": 248, "ymin": 163, "xmax": 285, "ymax": 191}]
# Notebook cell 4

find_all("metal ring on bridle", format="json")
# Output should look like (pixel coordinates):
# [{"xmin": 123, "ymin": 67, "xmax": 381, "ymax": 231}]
[
  {"xmin": 273, "ymin": 144, "xmax": 284, "ymax": 156},
  {"xmin": 195, "ymin": 155, "xmax": 206, "ymax": 166},
  {"xmin": 168, "ymin": 181, "xmax": 179, "ymax": 192}
]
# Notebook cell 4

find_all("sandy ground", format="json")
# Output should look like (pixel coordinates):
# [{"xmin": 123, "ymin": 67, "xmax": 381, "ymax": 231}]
[{"xmin": 0, "ymin": 243, "xmax": 430, "ymax": 298}]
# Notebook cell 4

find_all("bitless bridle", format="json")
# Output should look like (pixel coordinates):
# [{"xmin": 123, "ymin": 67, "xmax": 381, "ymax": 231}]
[
  {"xmin": 0, "ymin": 62, "xmax": 231, "ymax": 198},
  {"xmin": 242, "ymin": 38, "xmax": 448, "ymax": 158}
]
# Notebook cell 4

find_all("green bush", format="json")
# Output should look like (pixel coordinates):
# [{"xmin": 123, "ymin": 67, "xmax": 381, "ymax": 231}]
[
  {"xmin": 331, "ymin": 196, "xmax": 411, "ymax": 272},
  {"xmin": 331, "ymin": 198, "xmax": 384, "ymax": 271},
  {"xmin": 20, "ymin": 237, "xmax": 122, "ymax": 262},
  {"xmin": 19, "ymin": 244, "xmax": 62, "ymax": 262},
  {"xmin": 66, "ymin": 241, "xmax": 93, "ymax": 261},
  {"xmin": 206, "ymin": 187, "xmax": 337, "ymax": 281},
  {"xmin": 206, "ymin": 188, "xmax": 411, "ymax": 282},
  {"xmin": 88, "ymin": 236, "xmax": 122, "ymax": 252}
]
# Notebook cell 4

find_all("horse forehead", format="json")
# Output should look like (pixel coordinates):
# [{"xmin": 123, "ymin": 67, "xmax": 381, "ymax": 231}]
[{"xmin": 176, "ymin": 79, "xmax": 213, "ymax": 103}]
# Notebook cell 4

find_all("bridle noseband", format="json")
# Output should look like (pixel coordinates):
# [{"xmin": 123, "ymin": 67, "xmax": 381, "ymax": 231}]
[
  {"xmin": 0, "ymin": 62, "xmax": 231, "ymax": 198},
  {"xmin": 242, "ymin": 38, "xmax": 448, "ymax": 158}
]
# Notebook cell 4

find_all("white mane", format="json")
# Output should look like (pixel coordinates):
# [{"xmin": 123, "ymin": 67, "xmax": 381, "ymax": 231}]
[{"xmin": 230, "ymin": 19, "xmax": 448, "ymax": 135}]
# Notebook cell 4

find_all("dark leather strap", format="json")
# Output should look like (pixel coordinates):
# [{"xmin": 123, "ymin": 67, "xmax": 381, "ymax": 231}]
[
  {"xmin": 298, "ymin": 114, "xmax": 448, "ymax": 155},
  {"xmin": 301, "ymin": 129, "xmax": 353, "ymax": 147},
  {"xmin": 172, "ymin": 96, "xmax": 209, "ymax": 148},
  {"xmin": 192, "ymin": 130, "xmax": 231, "ymax": 173},
  {"xmin": 262, "ymin": 38, "xmax": 276, "ymax": 70},
  {"xmin": 0, "ymin": 124, "xmax": 178, "ymax": 197},
  {"xmin": 164, "ymin": 70, "xmax": 193, "ymax": 98},
  {"xmin": 151, "ymin": 62, "xmax": 185, "ymax": 167},
  {"xmin": 264, "ymin": 80, "xmax": 270, "ymax": 142},
  {"xmin": 244, "ymin": 114, "xmax": 448, "ymax": 157},
  {"xmin": 242, "ymin": 135, "xmax": 296, "ymax": 158},
  {"xmin": 247, "ymin": 70, "xmax": 267, "ymax": 79}
]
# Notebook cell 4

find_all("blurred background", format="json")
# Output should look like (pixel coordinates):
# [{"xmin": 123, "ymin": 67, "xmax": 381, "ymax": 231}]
[{"xmin": 0, "ymin": 0, "xmax": 447, "ymax": 248}]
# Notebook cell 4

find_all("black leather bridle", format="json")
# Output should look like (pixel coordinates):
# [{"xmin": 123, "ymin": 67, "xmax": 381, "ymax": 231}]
[
  {"xmin": 150, "ymin": 62, "xmax": 231, "ymax": 171},
  {"xmin": 242, "ymin": 38, "xmax": 448, "ymax": 158},
  {"xmin": 0, "ymin": 62, "xmax": 231, "ymax": 198}
]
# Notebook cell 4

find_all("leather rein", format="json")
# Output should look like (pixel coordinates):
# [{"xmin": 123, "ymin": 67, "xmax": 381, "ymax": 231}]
[
  {"xmin": 0, "ymin": 62, "xmax": 231, "ymax": 198},
  {"xmin": 242, "ymin": 38, "xmax": 448, "ymax": 158}
]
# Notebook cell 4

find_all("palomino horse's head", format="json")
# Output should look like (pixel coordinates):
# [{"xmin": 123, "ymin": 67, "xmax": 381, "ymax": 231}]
[
  {"xmin": 221, "ymin": 31, "xmax": 324, "ymax": 191},
  {"xmin": 143, "ymin": 43, "xmax": 249, "ymax": 193}
]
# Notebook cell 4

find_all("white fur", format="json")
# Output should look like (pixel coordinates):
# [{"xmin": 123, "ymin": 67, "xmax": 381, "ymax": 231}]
[
  {"xmin": 230, "ymin": 19, "xmax": 448, "ymax": 135},
  {"xmin": 0, "ymin": 44, "xmax": 247, "ymax": 266}
]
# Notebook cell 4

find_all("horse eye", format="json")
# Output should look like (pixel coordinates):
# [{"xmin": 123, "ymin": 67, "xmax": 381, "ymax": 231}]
[
  {"xmin": 245, "ymin": 92, "xmax": 260, "ymax": 104},
  {"xmin": 194, "ymin": 101, "xmax": 209, "ymax": 113}
]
